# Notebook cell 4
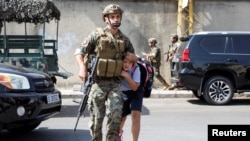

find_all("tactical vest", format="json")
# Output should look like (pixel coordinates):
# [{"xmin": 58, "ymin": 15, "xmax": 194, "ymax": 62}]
[
  {"xmin": 150, "ymin": 47, "xmax": 161, "ymax": 63},
  {"xmin": 95, "ymin": 28, "xmax": 125, "ymax": 77}
]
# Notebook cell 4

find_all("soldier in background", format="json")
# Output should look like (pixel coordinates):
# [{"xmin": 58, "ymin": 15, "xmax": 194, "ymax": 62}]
[
  {"xmin": 142, "ymin": 38, "xmax": 169, "ymax": 90},
  {"xmin": 74, "ymin": 4, "xmax": 135, "ymax": 141},
  {"xmin": 164, "ymin": 34, "xmax": 180, "ymax": 90},
  {"xmin": 164, "ymin": 34, "xmax": 180, "ymax": 63}
]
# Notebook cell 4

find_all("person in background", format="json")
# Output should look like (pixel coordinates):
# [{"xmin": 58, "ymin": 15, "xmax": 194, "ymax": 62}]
[
  {"xmin": 119, "ymin": 52, "xmax": 143, "ymax": 141},
  {"xmin": 142, "ymin": 38, "xmax": 169, "ymax": 90},
  {"xmin": 74, "ymin": 4, "xmax": 135, "ymax": 141},
  {"xmin": 164, "ymin": 34, "xmax": 180, "ymax": 90}
]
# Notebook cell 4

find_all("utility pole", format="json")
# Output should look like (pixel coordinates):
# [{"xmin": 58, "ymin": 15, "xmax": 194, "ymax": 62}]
[{"xmin": 177, "ymin": 0, "xmax": 194, "ymax": 36}]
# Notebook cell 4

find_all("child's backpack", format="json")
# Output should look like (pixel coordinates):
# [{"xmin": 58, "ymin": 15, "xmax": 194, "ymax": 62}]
[{"xmin": 132, "ymin": 58, "xmax": 154, "ymax": 98}]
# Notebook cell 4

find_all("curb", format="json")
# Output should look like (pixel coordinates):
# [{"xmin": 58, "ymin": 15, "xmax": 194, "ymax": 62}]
[
  {"xmin": 59, "ymin": 88, "xmax": 195, "ymax": 99},
  {"xmin": 58, "ymin": 84, "xmax": 250, "ymax": 99},
  {"xmin": 58, "ymin": 88, "xmax": 250, "ymax": 99}
]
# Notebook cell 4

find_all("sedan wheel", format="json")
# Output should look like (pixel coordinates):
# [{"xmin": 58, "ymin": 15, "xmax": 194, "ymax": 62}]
[{"xmin": 203, "ymin": 76, "xmax": 233, "ymax": 105}]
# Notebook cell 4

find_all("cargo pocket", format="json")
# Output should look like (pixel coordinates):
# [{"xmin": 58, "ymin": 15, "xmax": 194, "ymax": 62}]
[
  {"xmin": 106, "ymin": 59, "xmax": 116, "ymax": 77},
  {"xmin": 114, "ymin": 60, "xmax": 122, "ymax": 77},
  {"xmin": 97, "ymin": 58, "xmax": 107, "ymax": 76}
]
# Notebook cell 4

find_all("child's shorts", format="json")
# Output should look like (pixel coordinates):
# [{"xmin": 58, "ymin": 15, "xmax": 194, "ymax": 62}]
[{"xmin": 122, "ymin": 86, "xmax": 143, "ymax": 117}]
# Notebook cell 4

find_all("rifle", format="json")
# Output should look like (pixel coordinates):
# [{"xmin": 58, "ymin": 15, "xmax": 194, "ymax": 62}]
[
  {"xmin": 73, "ymin": 55, "xmax": 99, "ymax": 133},
  {"xmin": 165, "ymin": 45, "xmax": 171, "ymax": 62}
]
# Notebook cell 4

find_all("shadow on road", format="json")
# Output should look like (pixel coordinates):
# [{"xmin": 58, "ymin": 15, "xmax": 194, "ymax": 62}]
[
  {"xmin": 55, "ymin": 105, "xmax": 82, "ymax": 118},
  {"xmin": 0, "ymin": 128, "xmax": 91, "ymax": 141},
  {"xmin": 55, "ymin": 103, "xmax": 150, "ymax": 118},
  {"xmin": 187, "ymin": 98, "xmax": 250, "ymax": 106}
]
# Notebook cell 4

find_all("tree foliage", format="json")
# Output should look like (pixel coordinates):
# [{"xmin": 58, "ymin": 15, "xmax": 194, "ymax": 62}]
[{"xmin": 0, "ymin": 0, "xmax": 60, "ymax": 24}]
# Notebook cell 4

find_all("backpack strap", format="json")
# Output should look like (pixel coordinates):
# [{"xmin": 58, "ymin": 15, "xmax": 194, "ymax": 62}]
[
  {"xmin": 131, "ymin": 63, "xmax": 138, "ymax": 76},
  {"xmin": 137, "ymin": 61, "xmax": 149, "ymax": 85}
]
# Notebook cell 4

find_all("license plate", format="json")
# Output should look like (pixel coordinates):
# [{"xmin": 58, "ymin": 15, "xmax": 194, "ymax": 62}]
[{"xmin": 47, "ymin": 94, "xmax": 60, "ymax": 104}]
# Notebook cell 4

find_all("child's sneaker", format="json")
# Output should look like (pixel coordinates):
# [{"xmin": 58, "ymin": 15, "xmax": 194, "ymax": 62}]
[{"xmin": 118, "ymin": 130, "xmax": 123, "ymax": 141}]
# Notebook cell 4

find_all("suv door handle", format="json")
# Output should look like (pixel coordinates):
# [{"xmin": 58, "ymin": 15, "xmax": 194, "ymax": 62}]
[{"xmin": 226, "ymin": 59, "xmax": 238, "ymax": 63}]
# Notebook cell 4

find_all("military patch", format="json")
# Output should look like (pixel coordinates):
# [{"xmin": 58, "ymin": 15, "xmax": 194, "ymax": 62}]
[{"xmin": 82, "ymin": 39, "xmax": 89, "ymax": 46}]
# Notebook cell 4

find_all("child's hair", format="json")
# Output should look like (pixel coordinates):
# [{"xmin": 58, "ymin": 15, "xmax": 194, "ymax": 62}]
[
  {"xmin": 122, "ymin": 52, "xmax": 132, "ymax": 62},
  {"xmin": 122, "ymin": 52, "xmax": 138, "ymax": 63},
  {"xmin": 121, "ymin": 53, "xmax": 127, "ymax": 61}
]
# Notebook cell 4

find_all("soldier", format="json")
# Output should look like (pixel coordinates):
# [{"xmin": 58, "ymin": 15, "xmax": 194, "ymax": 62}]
[
  {"xmin": 164, "ymin": 34, "xmax": 180, "ymax": 63},
  {"xmin": 164, "ymin": 34, "xmax": 180, "ymax": 90},
  {"xmin": 141, "ymin": 38, "xmax": 169, "ymax": 90},
  {"xmin": 74, "ymin": 4, "xmax": 135, "ymax": 141}
]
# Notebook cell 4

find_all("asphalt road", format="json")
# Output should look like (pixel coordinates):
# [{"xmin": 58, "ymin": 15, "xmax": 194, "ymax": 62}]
[{"xmin": 1, "ymin": 97, "xmax": 250, "ymax": 141}]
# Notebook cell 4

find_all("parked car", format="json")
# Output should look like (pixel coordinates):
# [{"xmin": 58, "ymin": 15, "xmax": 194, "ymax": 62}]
[
  {"xmin": 171, "ymin": 31, "xmax": 250, "ymax": 105},
  {"xmin": 0, "ymin": 64, "xmax": 62, "ymax": 133}
]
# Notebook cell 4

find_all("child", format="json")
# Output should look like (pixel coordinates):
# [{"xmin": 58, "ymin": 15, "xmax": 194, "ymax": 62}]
[{"xmin": 119, "ymin": 52, "xmax": 143, "ymax": 141}]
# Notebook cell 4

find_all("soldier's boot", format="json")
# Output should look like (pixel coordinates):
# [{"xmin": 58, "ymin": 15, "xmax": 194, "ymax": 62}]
[
  {"xmin": 168, "ymin": 84, "xmax": 176, "ymax": 90},
  {"xmin": 162, "ymin": 84, "xmax": 169, "ymax": 90}
]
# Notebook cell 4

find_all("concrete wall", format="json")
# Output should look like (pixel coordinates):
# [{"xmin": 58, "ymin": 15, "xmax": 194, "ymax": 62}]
[
  {"xmin": 54, "ymin": 0, "xmax": 178, "ymax": 88},
  {"xmin": 3, "ymin": 0, "xmax": 250, "ymax": 88},
  {"xmin": 193, "ymin": 1, "xmax": 250, "ymax": 32}
]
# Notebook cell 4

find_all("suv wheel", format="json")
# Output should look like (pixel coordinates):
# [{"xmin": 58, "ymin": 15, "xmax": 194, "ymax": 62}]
[{"xmin": 203, "ymin": 76, "xmax": 234, "ymax": 105}]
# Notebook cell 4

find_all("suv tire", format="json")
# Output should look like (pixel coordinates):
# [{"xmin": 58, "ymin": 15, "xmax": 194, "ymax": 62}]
[{"xmin": 203, "ymin": 76, "xmax": 234, "ymax": 105}]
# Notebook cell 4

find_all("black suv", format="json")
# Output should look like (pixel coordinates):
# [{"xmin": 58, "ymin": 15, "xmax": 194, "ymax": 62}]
[
  {"xmin": 0, "ymin": 63, "xmax": 62, "ymax": 133},
  {"xmin": 171, "ymin": 31, "xmax": 250, "ymax": 105}
]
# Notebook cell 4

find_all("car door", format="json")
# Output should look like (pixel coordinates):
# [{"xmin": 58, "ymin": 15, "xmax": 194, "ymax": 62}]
[{"xmin": 226, "ymin": 34, "xmax": 250, "ymax": 87}]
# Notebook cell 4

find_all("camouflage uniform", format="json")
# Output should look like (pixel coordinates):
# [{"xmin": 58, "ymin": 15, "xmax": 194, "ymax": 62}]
[
  {"xmin": 75, "ymin": 26, "xmax": 134, "ymax": 141},
  {"xmin": 167, "ymin": 34, "xmax": 180, "ymax": 62},
  {"xmin": 168, "ymin": 42, "xmax": 179, "ymax": 62},
  {"xmin": 168, "ymin": 41, "xmax": 180, "ymax": 74},
  {"xmin": 167, "ymin": 35, "xmax": 180, "ymax": 90},
  {"xmin": 148, "ymin": 44, "xmax": 169, "ymax": 88}
]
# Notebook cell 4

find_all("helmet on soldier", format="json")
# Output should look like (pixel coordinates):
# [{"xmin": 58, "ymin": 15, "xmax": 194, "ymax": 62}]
[
  {"xmin": 102, "ymin": 4, "xmax": 123, "ymax": 21},
  {"xmin": 148, "ymin": 38, "xmax": 157, "ymax": 44},
  {"xmin": 171, "ymin": 34, "xmax": 178, "ymax": 41}
]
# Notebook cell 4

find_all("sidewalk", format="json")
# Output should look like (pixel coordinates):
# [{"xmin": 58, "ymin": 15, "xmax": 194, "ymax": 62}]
[{"xmin": 58, "ymin": 84, "xmax": 194, "ymax": 99}]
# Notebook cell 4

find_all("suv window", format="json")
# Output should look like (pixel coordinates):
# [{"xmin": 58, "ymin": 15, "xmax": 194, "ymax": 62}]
[
  {"xmin": 175, "ymin": 41, "xmax": 187, "ymax": 57},
  {"xmin": 176, "ymin": 36, "xmax": 190, "ymax": 56},
  {"xmin": 231, "ymin": 35, "xmax": 250, "ymax": 54},
  {"xmin": 200, "ymin": 36, "xmax": 225, "ymax": 53}
]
